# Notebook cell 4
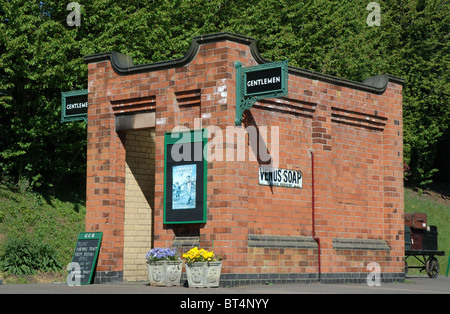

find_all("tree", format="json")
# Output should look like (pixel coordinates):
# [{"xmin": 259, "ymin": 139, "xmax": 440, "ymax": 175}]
[
  {"xmin": 392, "ymin": 0, "xmax": 449, "ymax": 186},
  {"xmin": 0, "ymin": 1, "xmax": 87, "ymax": 191},
  {"xmin": 1, "ymin": 0, "xmax": 448, "ymax": 192}
]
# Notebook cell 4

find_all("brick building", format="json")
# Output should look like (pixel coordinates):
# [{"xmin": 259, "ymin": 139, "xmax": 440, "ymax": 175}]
[{"xmin": 84, "ymin": 32, "xmax": 405, "ymax": 285}]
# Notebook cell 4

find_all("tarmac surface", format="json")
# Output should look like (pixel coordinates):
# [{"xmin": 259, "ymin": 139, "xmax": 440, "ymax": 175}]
[{"xmin": 0, "ymin": 275, "xmax": 449, "ymax": 294}]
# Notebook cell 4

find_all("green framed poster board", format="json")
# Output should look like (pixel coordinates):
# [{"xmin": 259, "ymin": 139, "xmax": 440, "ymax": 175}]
[
  {"xmin": 164, "ymin": 129, "xmax": 207, "ymax": 224},
  {"xmin": 67, "ymin": 232, "xmax": 102, "ymax": 285}
]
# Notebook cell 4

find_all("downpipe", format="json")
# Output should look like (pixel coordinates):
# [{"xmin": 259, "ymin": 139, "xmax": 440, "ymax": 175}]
[{"xmin": 311, "ymin": 151, "xmax": 321, "ymax": 281}]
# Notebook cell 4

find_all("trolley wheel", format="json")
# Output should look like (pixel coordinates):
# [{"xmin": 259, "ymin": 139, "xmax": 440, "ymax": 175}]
[{"xmin": 425, "ymin": 256, "xmax": 439, "ymax": 278}]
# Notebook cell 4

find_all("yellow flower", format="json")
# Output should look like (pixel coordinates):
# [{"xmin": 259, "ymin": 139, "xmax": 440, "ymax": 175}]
[{"xmin": 183, "ymin": 247, "xmax": 216, "ymax": 263}]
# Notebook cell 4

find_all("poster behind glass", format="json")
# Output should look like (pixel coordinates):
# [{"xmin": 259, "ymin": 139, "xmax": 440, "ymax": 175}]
[
  {"xmin": 164, "ymin": 130, "xmax": 207, "ymax": 224},
  {"xmin": 172, "ymin": 164, "xmax": 196, "ymax": 210}
]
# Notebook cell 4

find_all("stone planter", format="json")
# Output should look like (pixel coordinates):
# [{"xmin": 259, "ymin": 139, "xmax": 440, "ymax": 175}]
[
  {"xmin": 185, "ymin": 261, "xmax": 222, "ymax": 288},
  {"xmin": 147, "ymin": 261, "xmax": 166, "ymax": 286},
  {"xmin": 165, "ymin": 260, "xmax": 183, "ymax": 286},
  {"xmin": 147, "ymin": 260, "xmax": 183, "ymax": 286},
  {"xmin": 204, "ymin": 261, "xmax": 222, "ymax": 287}
]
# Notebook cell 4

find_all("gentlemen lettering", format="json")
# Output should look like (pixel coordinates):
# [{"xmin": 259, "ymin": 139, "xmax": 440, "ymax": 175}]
[
  {"xmin": 67, "ymin": 102, "xmax": 88, "ymax": 110},
  {"xmin": 247, "ymin": 76, "xmax": 281, "ymax": 87}
]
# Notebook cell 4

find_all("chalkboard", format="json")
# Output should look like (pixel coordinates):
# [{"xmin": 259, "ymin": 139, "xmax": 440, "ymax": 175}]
[{"xmin": 67, "ymin": 232, "xmax": 102, "ymax": 285}]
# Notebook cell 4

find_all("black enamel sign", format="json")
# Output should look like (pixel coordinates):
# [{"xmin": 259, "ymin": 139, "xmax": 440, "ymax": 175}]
[
  {"xmin": 245, "ymin": 66, "xmax": 283, "ymax": 96},
  {"xmin": 61, "ymin": 89, "xmax": 88, "ymax": 122}
]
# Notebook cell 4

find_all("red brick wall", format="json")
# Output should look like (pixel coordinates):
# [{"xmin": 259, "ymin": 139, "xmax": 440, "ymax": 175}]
[
  {"xmin": 86, "ymin": 60, "xmax": 127, "ymax": 282},
  {"xmin": 85, "ymin": 33, "xmax": 404, "ymax": 284}
]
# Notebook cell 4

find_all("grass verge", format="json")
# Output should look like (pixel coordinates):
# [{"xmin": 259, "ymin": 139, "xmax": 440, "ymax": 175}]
[
  {"xmin": 0, "ymin": 182, "xmax": 85, "ymax": 284},
  {"xmin": 0, "ymin": 184, "xmax": 448, "ymax": 284}
]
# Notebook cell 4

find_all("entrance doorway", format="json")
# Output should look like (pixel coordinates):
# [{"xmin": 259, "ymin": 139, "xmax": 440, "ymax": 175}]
[{"xmin": 123, "ymin": 128, "xmax": 156, "ymax": 281}]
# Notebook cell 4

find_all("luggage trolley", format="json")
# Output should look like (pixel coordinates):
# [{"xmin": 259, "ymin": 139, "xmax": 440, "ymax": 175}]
[
  {"xmin": 404, "ymin": 213, "xmax": 445, "ymax": 278},
  {"xmin": 405, "ymin": 249, "xmax": 445, "ymax": 278}
]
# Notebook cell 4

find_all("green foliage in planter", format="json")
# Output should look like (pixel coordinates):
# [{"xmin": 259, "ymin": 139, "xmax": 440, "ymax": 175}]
[{"xmin": 0, "ymin": 237, "xmax": 62, "ymax": 276}]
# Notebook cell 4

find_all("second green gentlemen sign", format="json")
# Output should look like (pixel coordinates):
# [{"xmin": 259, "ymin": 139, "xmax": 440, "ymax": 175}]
[
  {"xmin": 61, "ymin": 89, "xmax": 88, "ymax": 123},
  {"xmin": 235, "ymin": 60, "xmax": 288, "ymax": 126}
]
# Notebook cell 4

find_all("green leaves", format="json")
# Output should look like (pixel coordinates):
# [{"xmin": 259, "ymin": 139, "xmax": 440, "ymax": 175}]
[
  {"xmin": 0, "ymin": 0, "xmax": 448, "ymax": 189},
  {"xmin": 0, "ymin": 237, "xmax": 62, "ymax": 276},
  {"xmin": 0, "ymin": 0, "xmax": 87, "ymax": 190},
  {"xmin": 395, "ymin": 0, "xmax": 449, "ymax": 186}
]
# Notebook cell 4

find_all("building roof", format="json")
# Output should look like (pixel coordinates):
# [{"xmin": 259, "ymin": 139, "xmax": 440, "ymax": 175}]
[{"xmin": 84, "ymin": 32, "xmax": 405, "ymax": 94}]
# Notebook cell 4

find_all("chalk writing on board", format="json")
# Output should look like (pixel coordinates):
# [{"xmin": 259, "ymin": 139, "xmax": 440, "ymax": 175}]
[{"xmin": 67, "ymin": 232, "xmax": 102, "ymax": 285}]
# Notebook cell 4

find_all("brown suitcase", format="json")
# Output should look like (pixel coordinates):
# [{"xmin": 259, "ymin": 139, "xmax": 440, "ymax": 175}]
[
  {"xmin": 412, "ymin": 212, "xmax": 427, "ymax": 229},
  {"xmin": 410, "ymin": 231, "xmax": 423, "ymax": 250},
  {"xmin": 405, "ymin": 213, "xmax": 413, "ymax": 228}
]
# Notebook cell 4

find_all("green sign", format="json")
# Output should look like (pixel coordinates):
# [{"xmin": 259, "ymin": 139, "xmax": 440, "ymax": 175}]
[
  {"xmin": 67, "ymin": 232, "xmax": 102, "ymax": 285},
  {"xmin": 164, "ymin": 130, "xmax": 207, "ymax": 224},
  {"xmin": 61, "ymin": 89, "xmax": 88, "ymax": 123},
  {"xmin": 235, "ymin": 60, "xmax": 288, "ymax": 125}
]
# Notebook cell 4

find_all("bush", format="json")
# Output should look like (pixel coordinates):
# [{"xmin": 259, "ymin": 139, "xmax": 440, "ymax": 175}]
[{"xmin": 0, "ymin": 237, "xmax": 62, "ymax": 276}]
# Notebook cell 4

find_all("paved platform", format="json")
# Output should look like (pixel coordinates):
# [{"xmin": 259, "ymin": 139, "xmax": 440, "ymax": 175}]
[{"xmin": 1, "ymin": 275, "xmax": 449, "ymax": 294}]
